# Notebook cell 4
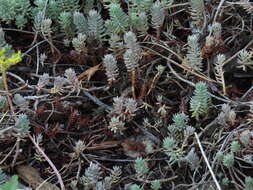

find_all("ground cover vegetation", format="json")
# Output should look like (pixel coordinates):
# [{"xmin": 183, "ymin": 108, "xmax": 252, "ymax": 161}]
[{"xmin": 0, "ymin": 0, "xmax": 253, "ymax": 189}]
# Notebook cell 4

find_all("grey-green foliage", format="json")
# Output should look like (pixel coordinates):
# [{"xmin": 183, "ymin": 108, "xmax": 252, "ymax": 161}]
[
  {"xmin": 209, "ymin": 22, "xmax": 222, "ymax": 40},
  {"xmin": 230, "ymin": 140, "xmax": 241, "ymax": 153},
  {"xmin": 81, "ymin": 162, "xmax": 102, "ymax": 185},
  {"xmin": 13, "ymin": 94, "xmax": 28, "ymax": 109},
  {"xmin": 33, "ymin": 11, "xmax": 44, "ymax": 32},
  {"xmin": 32, "ymin": 0, "xmax": 61, "ymax": 21},
  {"xmin": 108, "ymin": 116, "xmax": 125, "ymax": 134},
  {"xmin": 95, "ymin": 178, "xmax": 112, "ymax": 190},
  {"xmin": 217, "ymin": 104, "xmax": 236, "ymax": 126},
  {"xmin": 106, "ymin": 3, "xmax": 129, "ymax": 34},
  {"xmin": 123, "ymin": 49, "xmax": 140, "ymax": 73},
  {"xmin": 37, "ymin": 73, "xmax": 49, "ymax": 89},
  {"xmin": 73, "ymin": 12, "xmax": 88, "ymax": 35},
  {"xmin": 60, "ymin": 0, "xmax": 80, "ymax": 13},
  {"xmin": 59, "ymin": 12, "xmax": 75, "ymax": 38},
  {"xmin": 215, "ymin": 151, "xmax": 224, "ymax": 161},
  {"xmin": 134, "ymin": 157, "xmax": 149, "ymax": 177},
  {"xmin": 151, "ymin": 180, "xmax": 161, "ymax": 190},
  {"xmin": 84, "ymin": 0, "xmax": 95, "ymax": 14},
  {"xmin": 123, "ymin": 31, "xmax": 141, "ymax": 72},
  {"xmin": 214, "ymin": 54, "xmax": 226, "ymax": 89},
  {"xmin": 237, "ymin": 49, "xmax": 253, "ymax": 71},
  {"xmin": 131, "ymin": 0, "xmax": 153, "ymax": 13},
  {"xmin": 129, "ymin": 12, "xmax": 148, "ymax": 33},
  {"xmin": 110, "ymin": 96, "xmax": 138, "ymax": 122},
  {"xmin": 103, "ymin": 54, "xmax": 119, "ymax": 83},
  {"xmin": 168, "ymin": 112, "xmax": 189, "ymax": 133},
  {"xmin": 0, "ymin": 95, "xmax": 7, "ymax": 109},
  {"xmin": 168, "ymin": 112, "xmax": 195, "ymax": 140},
  {"xmin": 136, "ymin": 12, "xmax": 148, "ymax": 32},
  {"xmin": 15, "ymin": 114, "xmax": 30, "ymax": 136},
  {"xmin": 88, "ymin": 9, "xmax": 105, "ymax": 41},
  {"xmin": 184, "ymin": 148, "xmax": 199, "ymax": 171},
  {"xmin": 190, "ymin": 82, "xmax": 211, "ymax": 119},
  {"xmin": 163, "ymin": 136, "xmax": 183, "ymax": 164},
  {"xmin": 173, "ymin": 113, "xmax": 188, "ymax": 128},
  {"xmin": 124, "ymin": 31, "xmax": 141, "ymax": 56},
  {"xmin": 109, "ymin": 166, "xmax": 122, "ymax": 183},
  {"xmin": 0, "ymin": 175, "xmax": 19, "ymax": 190},
  {"xmin": 245, "ymin": 177, "xmax": 253, "ymax": 190},
  {"xmin": 240, "ymin": 130, "xmax": 251, "ymax": 146},
  {"xmin": 186, "ymin": 34, "xmax": 203, "ymax": 71},
  {"xmin": 151, "ymin": 1, "xmax": 165, "ymax": 29},
  {"xmin": 190, "ymin": 0, "xmax": 204, "ymax": 28},
  {"xmin": 41, "ymin": 18, "xmax": 53, "ymax": 37},
  {"xmin": 108, "ymin": 34, "xmax": 124, "ymax": 51},
  {"xmin": 130, "ymin": 184, "xmax": 142, "ymax": 190},
  {"xmin": 72, "ymin": 33, "xmax": 87, "ymax": 53},
  {"xmin": 223, "ymin": 153, "xmax": 234, "ymax": 168},
  {"xmin": 33, "ymin": 11, "xmax": 52, "ymax": 37},
  {"xmin": 0, "ymin": 0, "xmax": 31, "ymax": 28},
  {"xmin": 163, "ymin": 137, "xmax": 176, "ymax": 152},
  {"xmin": 80, "ymin": 163, "xmax": 120, "ymax": 190},
  {"xmin": 221, "ymin": 177, "xmax": 229, "ymax": 186}
]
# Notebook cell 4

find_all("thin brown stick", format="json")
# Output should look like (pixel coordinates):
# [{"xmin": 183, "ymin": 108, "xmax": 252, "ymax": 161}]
[
  {"xmin": 131, "ymin": 70, "xmax": 136, "ymax": 99},
  {"xmin": 28, "ymin": 134, "xmax": 65, "ymax": 190},
  {"xmin": 2, "ymin": 72, "xmax": 16, "ymax": 117}
]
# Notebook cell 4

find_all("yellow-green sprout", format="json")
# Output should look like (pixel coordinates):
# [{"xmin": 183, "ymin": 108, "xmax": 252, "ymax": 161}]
[{"xmin": 0, "ymin": 48, "xmax": 22, "ymax": 73}]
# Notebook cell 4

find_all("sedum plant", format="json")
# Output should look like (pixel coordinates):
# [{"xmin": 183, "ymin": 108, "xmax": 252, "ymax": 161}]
[
  {"xmin": 88, "ymin": 9, "xmax": 105, "ymax": 41},
  {"xmin": 223, "ymin": 153, "xmax": 234, "ymax": 168},
  {"xmin": 124, "ymin": 31, "xmax": 141, "ymax": 57},
  {"xmin": 186, "ymin": 34, "xmax": 203, "ymax": 72},
  {"xmin": 134, "ymin": 157, "xmax": 149, "ymax": 178},
  {"xmin": 32, "ymin": 0, "xmax": 61, "ymax": 21},
  {"xmin": 0, "ymin": 0, "xmax": 31, "ymax": 28},
  {"xmin": 190, "ymin": 0, "xmax": 205, "ymax": 29},
  {"xmin": 245, "ymin": 176, "xmax": 253, "ymax": 190},
  {"xmin": 59, "ymin": 12, "xmax": 75, "ymax": 38},
  {"xmin": 60, "ymin": 0, "xmax": 80, "ymax": 13},
  {"xmin": 0, "ymin": 175, "xmax": 19, "ymax": 190},
  {"xmin": 237, "ymin": 49, "xmax": 253, "ymax": 71},
  {"xmin": 72, "ymin": 33, "xmax": 87, "ymax": 53},
  {"xmin": 81, "ymin": 162, "xmax": 102, "ymax": 186},
  {"xmin": 84, "ymin": 0, "xmax": 95, "ymax": 14},
  {"xmin": 123, "ymin": 31, "xmax": 141, "ymax": 98},
  {"xmin": 80, "ymin": 162, "xmax": 120, "ymax": 190},
  {"xmin": 130, "ymin": 184, "xmax": 142, "ymax": 190},
  {"xmin": 190, "ymin": 82, "xmax": 211, "ymax": 119},
  {"xmin": 15, "ymin": 114, "xmax": 30, "ymax": 136},
  {"xmin": 130, "ymin": 0, "xmax": 153, "ymax": 13},
  {"xmin": 230, "ymin": 141, "xmax": 241, "ymax": 153},
  {"xmin": 151, "ymin": 180, "xmax": 161, "ymax": 190},
  {"xmin": 105, "ymin": 3, "xmax": 129, "ymax": 34},
  {"xmin": 184, "ymin": 148, "xmax": 200, "ymax": 171},
  {"xmin": 103, "ymin": 54, "xmax": 119, "ymax": 85},
  {"xmin": 108, "ymin": 116, "xmax": 125, "ymax": 134},
  {"xmin": 162, "ymin": 136, "xmax": 182, "ymax": 164},
  {"xmin": 214, "ymin": 54, "xmax": 226, "ymax": 95},
  {"xmin": 168, "ymin": 112, "xmax": 189, "ymax": 133},
  {"xmin": 73, "ymin": 12, "xmax": 88, "ymax": 35},
  {"xmin": 0, "ymin": 96, "xmax": 6, "ymax": 109},
  {"xmin": 151, "ymin": 0, "xmax": 165, "ymax": 39}
]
